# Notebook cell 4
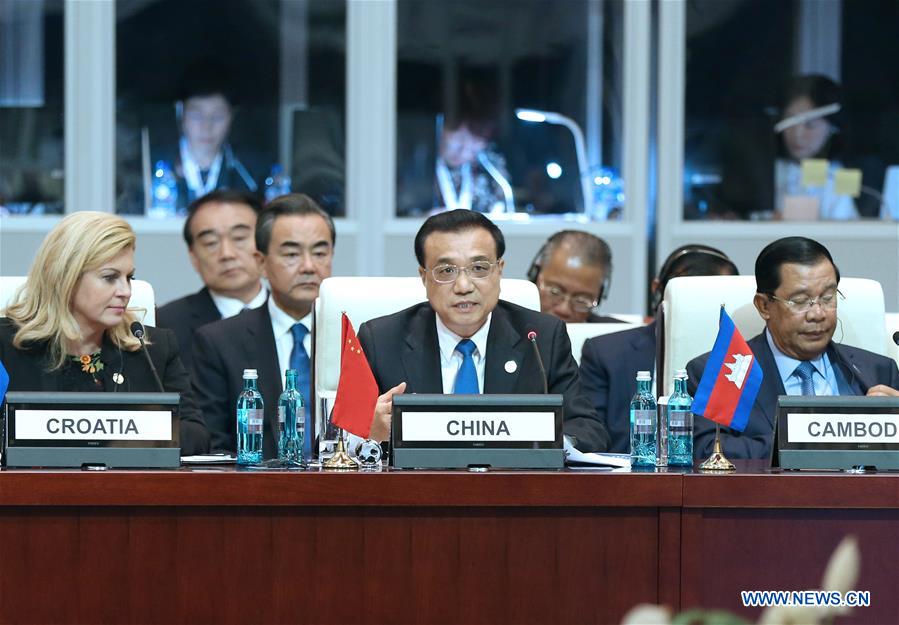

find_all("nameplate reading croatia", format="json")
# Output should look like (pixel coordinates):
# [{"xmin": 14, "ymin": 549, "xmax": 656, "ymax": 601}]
[
  {"xmin": 401, "ymin": 411, "xmax": 556, "ymax": 442},
  {"xmin": 787, "ymin": 413, "xmax": 899, "ymax": 444},
  {"xmin": 14, "ymin": 410, "xmax": 174, "ymax": 441}
]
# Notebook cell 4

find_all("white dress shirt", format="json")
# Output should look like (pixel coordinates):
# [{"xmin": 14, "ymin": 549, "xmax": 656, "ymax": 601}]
[
  {"xmin": 267, "ymin": 297, "xmax": 312, "ymax": 390},
  {"xmin": 209, "ymin": 285, "xmax": 268, "ymax": 319},
  {"xmin": 435, "ymin": 313, "xmax": 492, "ymax": 393}
]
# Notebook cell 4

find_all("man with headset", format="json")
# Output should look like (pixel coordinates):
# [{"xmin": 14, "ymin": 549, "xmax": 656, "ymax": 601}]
[
  {"xmin": 687, "ymin": 237, "xmax": 899, "ymax": 460},
  {"xmin": 152, "ymin": 63, "xmax": 259, "ymax": 214},
  {"xmin": 579, "ymin": 245, "xmax": 739, "ymax": 453},
  {"xmin": 528, "ymin": 231, "xmax": 621, "ymax": 323}
]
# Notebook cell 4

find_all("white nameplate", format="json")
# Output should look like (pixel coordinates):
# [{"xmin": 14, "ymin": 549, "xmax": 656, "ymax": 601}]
[
  {"xmin": 15, "ymin": 410, "xmax": 173, "ymax": 441},
  {"xmin": 787, "ymin": 413, "xmax": 899, "ymax": 444},
  {"xmin": 401, "ymin": 411, "xmax": 556, "ymax": 442}
]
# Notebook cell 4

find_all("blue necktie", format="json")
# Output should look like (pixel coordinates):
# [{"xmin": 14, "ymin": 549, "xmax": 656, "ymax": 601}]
[
  {"xmin": 453, "ymin": 339, "xmax": 479, "ymax": 394},
  {"xmin": 794, "ymin": 361, "xmax": 816, "ymax": 396},
  {"xmin": 290, "ymin": 323, "xmax": 312, "ymax": 457}
]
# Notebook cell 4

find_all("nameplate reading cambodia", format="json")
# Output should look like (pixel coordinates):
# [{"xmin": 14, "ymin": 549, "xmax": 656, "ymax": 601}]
[
  {"xmin": 787, "ymin": 413, "xmax": 899, "ymax": 444},
  {"xmin": 401, "ymin": 411, "xmax": 555, "ymax": 442},
  {"xmin": 14, "ymin": 410, "xmax": 173, "ymax": 441}
]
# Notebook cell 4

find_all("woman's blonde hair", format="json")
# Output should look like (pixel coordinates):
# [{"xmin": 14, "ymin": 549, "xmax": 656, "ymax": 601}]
[{"xmin": 5, "ymin": 211, "xmax": 143, "ymax": 369}]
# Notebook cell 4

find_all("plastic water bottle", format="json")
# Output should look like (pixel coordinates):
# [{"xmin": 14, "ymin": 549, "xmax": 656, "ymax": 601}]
[
  {"xmin": 667, "ymin": 369, "xmax": 694, "ymax": 466},
  {"xmin": 150, "ymin": 160, "xmax": 178, "ymax": 217},
  {"xmin": 277, "ymin": 369, "xmax": 305, "ymax": 465},
  {"xmin": 236, "ymin": 369, "xmax": 264, "ymax": 465},
  {"xmin": 264, "ymin": 164, "xmax": 291, "ymax": 202},
  {"xmin": 629, "ymin": 370, "xmax": 657, "ymax": 467}
]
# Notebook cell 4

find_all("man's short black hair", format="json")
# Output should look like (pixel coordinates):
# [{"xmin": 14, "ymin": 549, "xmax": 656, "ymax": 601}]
[
  {"xmin": 657, "ymin": 244, "xmax": 739, "ymax": 293},
  {"xmin": 414, "ymin": 209, "xmax": 505, "ymax": 267},
  {"xmin": 755, "ymin": 236, "xmax": 840, "ymax": 294},
  {"xmin": 178, "ymin": 60, "xmax": 235, "ymax": 105},
  {"xmin": 256, "ymin": 193, "xmax": 336, "ymax": 255},
  {"xmin": 183, "ymin": 189, "xmax": 264, "ymax": 247}
]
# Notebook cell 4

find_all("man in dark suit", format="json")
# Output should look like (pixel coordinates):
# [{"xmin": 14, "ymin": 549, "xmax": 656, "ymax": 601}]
[
  {"xmin": 528, "ymin": 230, "xmax": 623, "ymax": 323},
  {"xmin": 191, "ymin": 194, "xmax": 335, "ymax": 457},
  {"xmin": 358, "ymin": 210, "xmax": 610, "ymax": 452},
  {"xmin": 580, "ymin": 245, "xmax": 738, "ymax": 452},
  {"xmin": 687, "ymin": 236, "xmax": 899, "ymax": 460},
  {"xmin": 156, "ymin": 190, "xmax": 266, "ymax": 370}
]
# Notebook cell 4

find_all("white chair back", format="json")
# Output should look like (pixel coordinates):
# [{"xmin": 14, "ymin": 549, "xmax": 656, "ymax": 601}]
[
  {"xmin": 566, "ymin": 321, "xmax": 645, "ymax": 366},
  {"xmin": 314, "ymin": 277, "xmax": 539, "ymax": 397},
  {"xmin": 662, "ymin": 275, "xmax": 887, "ymax": 396},
  {"xmin": 604, "ymin": 313, "xmax": 644, "ymax": 324},
  {"xmin": 0, "ymin": 276, "xmax": 157, "ymax": 326}
]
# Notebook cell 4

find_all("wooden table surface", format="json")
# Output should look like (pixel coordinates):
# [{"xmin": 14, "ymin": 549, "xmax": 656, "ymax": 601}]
[{"xmin": 0, "ymin": 463, "xmax": 895, "ymax": 625}]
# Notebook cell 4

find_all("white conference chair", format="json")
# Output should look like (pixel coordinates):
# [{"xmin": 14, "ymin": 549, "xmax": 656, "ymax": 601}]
[
  {"xmin": 566, "ymin": 321, "xmax": 645, "ymax": 366},
  {"xmin": 313, "ymin": 276, "xmax": 539, "ymax": 404},
  {"xmin": 0, "ymin": 276, "xmax": 157, "ymax": 326},
  {"xmin": 311, "ymin": 276, "xmax": 539, "ymax": 453},
  {"xmin": 604, "ymin": 313, "xmax": 644, "ymax": 324},
  {"xmin": 661, "ymin": 275, "xmax": 887, "ymax": 396}
]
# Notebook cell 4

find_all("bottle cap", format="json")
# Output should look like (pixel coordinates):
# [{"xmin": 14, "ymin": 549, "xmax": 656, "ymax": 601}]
[
  {"xmin": 243, "ymin": 368, "xmax": 258, "ymax": 379},
  {"xmin": 636, "ymin": 370, "xmax": 651, "ymax": 381},
  {"xmin": 674, "ymin": 369, "xmax": 687, "ymax": 379}
]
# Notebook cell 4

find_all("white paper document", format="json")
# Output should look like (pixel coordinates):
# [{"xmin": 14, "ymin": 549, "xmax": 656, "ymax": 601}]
[{"xmin": 563, "ymin": 438, "xmax": 631, "ymax": 470}]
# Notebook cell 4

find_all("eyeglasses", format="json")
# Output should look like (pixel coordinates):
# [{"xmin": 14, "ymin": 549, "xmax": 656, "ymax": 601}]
[
  {"xmin": 538, "ymin": 283, "xmax": 598, "ymax": 313},
  {"xmin": 767, "ymin": 289, "xmax": 843, "ymax": 314},
  {"xmin": 430, "ymin": 260, "xmax": 497, "ymax": 284}
]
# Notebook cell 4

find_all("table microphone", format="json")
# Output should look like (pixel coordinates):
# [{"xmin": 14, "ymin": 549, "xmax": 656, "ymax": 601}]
[
  {"xmin": 527, "ymin": 331, "xmax": 548, "ymax": 394},
  {"xmin": 130, "ymin": 321, "xmax": 165, "ymax": 392}
]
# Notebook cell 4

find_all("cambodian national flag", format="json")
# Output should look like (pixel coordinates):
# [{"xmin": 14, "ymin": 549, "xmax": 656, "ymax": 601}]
[{"xmin": 691, "ymin": 307, "xmax": 763, "ymax": 432}]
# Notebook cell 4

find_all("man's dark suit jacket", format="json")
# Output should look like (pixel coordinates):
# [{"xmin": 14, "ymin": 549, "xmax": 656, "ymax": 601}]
[
  {"xmin": 687, "ymin": 331, "xmax": 899, "ymax": 460},
  {"xmin": 0, "ymin": 318, "xmax": 209, "ymax": 455},
  {"xmin": 157, "ymin": 287, "xmax": 222, "ymax": 371},
  {"xmin": 579, "ymin": 322, "xmax": 656, "ymax": 453},
  {"xmin": 191, "ymin": 305, "xmax": 283, "ymax": 458},
  {"xmin": 357, "ymin": 300, "xmax": 611, "ymax": 453}
]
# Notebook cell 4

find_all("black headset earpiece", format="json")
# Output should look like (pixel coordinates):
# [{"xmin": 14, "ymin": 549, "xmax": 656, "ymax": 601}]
[
  {"xmin": 526, "ymin": 241, "xmax": 549, "ymax": 284},
  {"xmin": 598, "ymin": 273, "xmax": 610, "ymax": 304}
]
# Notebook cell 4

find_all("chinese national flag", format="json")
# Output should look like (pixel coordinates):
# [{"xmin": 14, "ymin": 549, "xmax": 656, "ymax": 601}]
[{"xmin": 331, "ymin": 312, "xmax": 379, "ymax": 438}]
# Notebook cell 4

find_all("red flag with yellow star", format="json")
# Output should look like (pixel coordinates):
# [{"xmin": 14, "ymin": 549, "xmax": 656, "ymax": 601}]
[{"xmin": 331, "ymin": 312, "xmax": 379, "ymax": 438}]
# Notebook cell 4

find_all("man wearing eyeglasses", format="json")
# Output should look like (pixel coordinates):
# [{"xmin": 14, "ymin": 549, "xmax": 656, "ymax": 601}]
[
  {"xmin": 157, "ymin": 189, "xmax": 266, "ymax": 370},
  {"xmin": 357, "ymin": 209, "xmax": 611, "ymax": 452},
  {"xmin": 528, "ymin": 231, "xmax": 623, "ymax": 323},
  {"xmin": 687, "ymin": 236, "xmax": 899, "ymax": 460},
  {"xmin": 191, "ymin": 193, "xmax": 335, "ymax": 459}
]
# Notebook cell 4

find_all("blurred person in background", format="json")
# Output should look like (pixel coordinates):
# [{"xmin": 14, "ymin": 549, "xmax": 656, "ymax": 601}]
[{"xmin": 579, "ymin": 245, "xmax": 738, "ymax": 453}]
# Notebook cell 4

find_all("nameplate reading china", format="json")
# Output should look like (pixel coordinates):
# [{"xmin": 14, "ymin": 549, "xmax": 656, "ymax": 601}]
[
  {"xmin": 772, "ymin": 396, "xmax": 899, "ymax": 470},
  {"xmin": 402, "ymin": 411, "xmax": 556, "ymax": 442},
  {"xmin": 3, "ymin": 392, "xmax": 181, "ymax": 469},
  {"xmin": 392, "ymin": 394, "xmax": 563, "ymax": 469}
]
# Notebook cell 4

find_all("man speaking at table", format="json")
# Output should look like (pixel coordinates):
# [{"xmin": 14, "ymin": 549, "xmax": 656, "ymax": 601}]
[
  {"xmin": 357, "ymin": 209, "xmax": 610, "ymax": 452},
  {"xmin": 687, "ymin": 236, "xmax": 899, "ymax": 460}
]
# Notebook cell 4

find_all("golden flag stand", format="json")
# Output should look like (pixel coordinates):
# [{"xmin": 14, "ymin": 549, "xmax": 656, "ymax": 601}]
[
  {"xmin": 323, "ymin": 427, "xmax": 358, "ymax": 470},
  {"xmin": 699, "ymin": 423, "xmax": 735, "ymax": 472}
]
